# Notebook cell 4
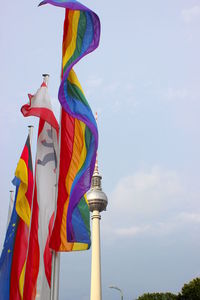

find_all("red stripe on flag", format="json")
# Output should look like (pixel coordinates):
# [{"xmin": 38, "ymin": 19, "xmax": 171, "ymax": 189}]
[
  {"xmin": 49, "ymin": 109, "xmax": 74, "ymax": 251},
  {"xmin": 43, "ymin": 213, "xmax": 54, "ymax": 287},
  {"xmin": 10, "ymin": 137, "xmax": 33, "ymax": 300},
  {"xmin": 38, "ymin": 119, "xmax": 45, "ymax": 139},
  {"xmin": 10, "ymin": 220, "xmax": 29, "ymax": 300},
  {"xmin": 21, "ymin": 106, "xmax": 59, "ymax": 133},
  {"xmin": 62, "ymin": 9, "xmax": 70, "ymax": 56},
  {"xmin": 23, "ymin": 187, "xmax": 40, "ymax": 300}
]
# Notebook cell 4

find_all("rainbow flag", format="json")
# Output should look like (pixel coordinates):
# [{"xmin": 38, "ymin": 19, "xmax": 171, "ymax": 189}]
[
  {"xmin": 0, "ymin": 135, "xmax": 33, "ymax": 300},
  {"xmin": 40, "ymin": 0, "xmax": 100, "ymax": 251}
]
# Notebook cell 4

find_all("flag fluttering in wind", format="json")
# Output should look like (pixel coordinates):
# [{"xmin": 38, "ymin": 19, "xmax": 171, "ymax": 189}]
[
  {"xmin": 21, "ymin": 79, "xmax": 59, "ymax": 300},
  {"xmin": 0, "ymin": 178, "xmax": 20, "ymax": 300},
  {"xmin": 40, "ymin": 0, "xmax": 101, "ymax": 252},
  {"xmin": 0, "ymin": 136, "xmax": 33, "ymax": 300}
]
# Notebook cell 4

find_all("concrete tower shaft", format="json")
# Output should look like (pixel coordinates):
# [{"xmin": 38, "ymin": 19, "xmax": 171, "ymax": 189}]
[{"xmin": 87, "ymin": 113, "xmax": 108, "ymax": 300}]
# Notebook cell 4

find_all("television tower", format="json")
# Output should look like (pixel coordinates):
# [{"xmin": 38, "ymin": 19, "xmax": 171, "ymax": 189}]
[{"xmin": 87, "ymin": 113, "xmax": 108, "ymax": 300}]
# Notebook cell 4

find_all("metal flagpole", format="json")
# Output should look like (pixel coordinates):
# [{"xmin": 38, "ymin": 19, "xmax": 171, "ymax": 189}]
[
  {"xmin": 6, "ymin": 190, "xmax": 14, "ymax": 228},
  {"xmin": 28, "ymin": 125, "xmax": 34, "ymax": 145},
  {"xmin": 51, "ymin": 248, "xmax": 60, "ymax": 300},
  {"xmin": 46, "ymin": 73, "xmax": 61, "ymax": 300},
  {"xmin": 51, "ymin": 109, "xmax": 61, "ymax": 299},
  {"xmin": 21, "ymin": 125, "xmax": 34, "ymax": 299},
  {"xmin": 50, "ymin": 185, "xmax": 60, "ymax": 300}
]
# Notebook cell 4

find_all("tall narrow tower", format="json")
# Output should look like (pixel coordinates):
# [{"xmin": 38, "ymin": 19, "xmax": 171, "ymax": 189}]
[{"xmin": 87, "ymin": 150, "xmax": 108, "ymax": 300}]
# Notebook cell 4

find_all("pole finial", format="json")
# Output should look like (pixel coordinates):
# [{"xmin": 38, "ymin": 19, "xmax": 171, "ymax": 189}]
[{"xmin": 42, "ymin": 74, "xmax": 50, "ymax": 86}]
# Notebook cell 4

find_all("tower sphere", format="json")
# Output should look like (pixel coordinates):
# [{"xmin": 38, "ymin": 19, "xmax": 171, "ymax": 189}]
[{"xmin": 87, "ymin": 165, "xmax": 108, "ymax": 213}]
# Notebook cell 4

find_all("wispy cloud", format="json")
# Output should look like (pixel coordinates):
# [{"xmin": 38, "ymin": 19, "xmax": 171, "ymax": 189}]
[
  {"xmin": 113, "ymin": 223, "xmax": 173, "ymax": 238},
  {"xmin": 113, "ymin": 213, "xmax": 200, "ymax": 238},
  {"xmin": 177, "ymin": 212, "xmax": 200, "ymax": 223},
  {"xmin": 115, "ymin": 225, "xmax": 150, "ymax": 237},
  {"xmin": 104, "ymin": 81, "xmax": 120, "ymax": 94},
  {"xmin": 181, "ymin": 5, "xmax": 200, "ymax": 24},
  {"xmin": 85, "ymin": 76, "xmax": 103, "ymax": 97},
  {"xmin": 110, "ymin": 166, "xmax": 183, "ymax": 218},
  {"xmin": 103, "ymin": 166, "xmax": 200, "ymax": 240},
  {"xmin": 106, "ymin": 214, "xmax": 200, "ymax": 241},
  {"xmin": 84, "ymin": 75, "xmax": 137, "ymax": 114},
  {"xmin": 165, "ymin": 87, "xmax": 188, "ymax": 101},
  {"xmin": 86, "ymin": 76, "xmax": 103, "ymax": 90}
]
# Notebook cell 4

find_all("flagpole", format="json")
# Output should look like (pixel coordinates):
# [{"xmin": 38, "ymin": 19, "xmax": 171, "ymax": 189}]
[
  {"xmin": 28, "ymin": 125, "xmax": 34, "ymax": 145},
  {"xmin": 51, "ymin": 105, "xmax": 64, "ymax": 300},
  {"xmin": 51, "ymin": 110, "xmax": 62, "ymax": 298},
  {"xmin": 51, "ymin": 153, "xmax": 61, "ymax": 300},
  {"xmin": 51, "ymin": 249, "xmax": 60, "ymax": 300},
  {"xmin": 50, "ymin": 185, "xmax": 60, "ymax": 300},
  {"xmin": 21, "ymin": 125, "xmax": 35, "ymax": 298},
  {"xmin": 43, "ymin": 73, "xmax": 57, "ymax": 300},
  {"xmin": 43, "ymin": 73, "xmax": 60, "ymax": 300},
  {"xmin": 6, "ymin": 190, "xmax": 14, "ymax": 228}
]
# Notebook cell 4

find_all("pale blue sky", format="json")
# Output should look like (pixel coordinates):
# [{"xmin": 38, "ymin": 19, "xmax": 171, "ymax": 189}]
[{"xmin": 1, "ymin": 0, "xmax": 200, "ymax": 299}]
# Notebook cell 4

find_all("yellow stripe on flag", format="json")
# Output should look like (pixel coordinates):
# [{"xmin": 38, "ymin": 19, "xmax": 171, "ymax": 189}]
[
  {"xmin": 15, "ymin": 159, "xmax": 31, "ymax": 226},
  {"xmin": 60, "ymin": 119, "xmax": 89, "ymax": 251},
  {"xmin": 19, "ymin": 261, "xmax": 26, "ymax": 299},
  {"xmin": 63, "ymin": 11, "xmax": 80, "ymax": 68},
  {"xmin": 68, "ymin": 69, "xmax": 85, "ymax": 95}
]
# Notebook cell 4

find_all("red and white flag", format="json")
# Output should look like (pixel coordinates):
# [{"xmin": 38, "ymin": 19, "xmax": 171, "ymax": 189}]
[{"xmin": 21, "ymin": 78, "xmax": 59, "ymax": 300}]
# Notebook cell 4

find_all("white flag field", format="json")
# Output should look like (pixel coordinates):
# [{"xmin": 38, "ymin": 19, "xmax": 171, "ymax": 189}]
[{"xmin": 21, "ymin": 79, "xmax": 59, "ymax": 299}]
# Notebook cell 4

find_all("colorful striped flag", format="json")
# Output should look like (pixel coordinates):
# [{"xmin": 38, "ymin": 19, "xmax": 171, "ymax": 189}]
[
  {"xmin": 40, "ymin": 0, "xmax": 100, "ymax": 252},
  {"xmin": 21, "ymin": 80, "xmax": 59, "ymax": 300},
  {"xmin": 0, "ymin": 135, "xmax": 33, "ymax": 300}
]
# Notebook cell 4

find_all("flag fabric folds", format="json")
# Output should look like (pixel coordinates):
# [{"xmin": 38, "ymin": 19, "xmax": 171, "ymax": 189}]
[
  {"xmin": 0, "ymin": 136, "xmax": 33, "ymax": 300},
  {"xmin": 41, "ymin": 0, "xmax": 100, "ymax": 251},
  {"xmin": 10, "ymin": 136, "xmax": 33, "ymax": 300},
  {"xmin": 21, "ymin": 81, "xmax": 59, "ymax": 300},
  {"xmin": 0, "ymin": 178, "xmax": 20, "ymax": 300},
  {"xmin": 15, "ymin": 136, "xmax": 34, "ymax": 227}
]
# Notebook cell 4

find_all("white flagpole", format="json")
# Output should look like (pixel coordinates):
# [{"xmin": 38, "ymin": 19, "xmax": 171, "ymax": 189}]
[
  {"xmin": 6, "ymin": 190, "xmax": 14, "ymax": 228},
  {"xmin": 44, "ymin": 73, "xmax": 60, "ymax": 300},
  {"xmin": 50, "ymin": 185, "xmax": 60, "ymax": 300},
  {"xmin": 21, "ymin": 125, "xmax": 34, "ymax": 299},
  {"xmin": 51, "ymin": 124, "xmax": 61, "ymax": 300},
  {"xmin": 50, "ymin": 251, "xmax": 55, "ymax": 300},
  {"xmin": 54, "ymin": 251, "xmax": 60, "ymax": 299},
  {"xmin": 51, "ymin": 246, "xmax": 60, "ymax": 300}
]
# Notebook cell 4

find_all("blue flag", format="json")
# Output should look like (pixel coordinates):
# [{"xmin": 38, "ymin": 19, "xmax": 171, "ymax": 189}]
[{"xmin": 0, "ymin": 177, "xmax": 20, "ymax": 300}]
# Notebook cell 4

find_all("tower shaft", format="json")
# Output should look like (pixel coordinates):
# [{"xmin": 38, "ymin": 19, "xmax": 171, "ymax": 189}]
[
  {"xmin": 90, "ymin": 210, "xmax": 102, "ymax": 300},
  {"xmin": 87, "ymin": 113, "xmax": 108, "ymax": 300}
]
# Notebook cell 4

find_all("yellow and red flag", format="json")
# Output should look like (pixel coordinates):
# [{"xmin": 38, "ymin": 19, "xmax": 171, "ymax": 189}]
[{"xmin": 0, "ymin": 135, "xmax": 33, "ymax": 300}]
